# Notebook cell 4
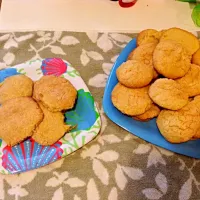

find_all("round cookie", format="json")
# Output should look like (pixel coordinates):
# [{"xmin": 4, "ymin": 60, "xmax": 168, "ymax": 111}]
[
  {"xmin": 153, "ymin": 40, "xmax": 191, "ymax": 79},
  {"xmin": 0, "ymin": 97, "xmax": 43, "ymax": 146},
  {"xmin": 33, "ymin": 75, "xmax": 77, "ymax": 112},
  {"xmin": 111, "ymin": 83, "xmax": 152, "ymax": 116},
  {"xmin": 192, "ymin": 47, "xmax": 200, "ymax": 66},
  {"xmin": 160, "ymin": 27, "xmax": 199, "ymax": 55},
  {"xmin": 132, "ymin": 104, "xmax": 160, "ymax": 122},
  {"xmin": 127, "ymin": 50, "xmax": 135, "ymax": 61},
  {"xmin": 116, "ymin": 60, "xmax": 153, "ymax": 88},
  {"xmin": 33, "ymin": 103, "xmax": 72, "ymax": 146},
  {"xmin": 149, "ymin": 78, "xmax": 189, "ymax": 110},
  {"xmin": 137, "ymin": 29, "xmax": 160, "ymax": 46},
  {"xmin": 128, "ymin": 43, "xmax": 157, "ymax": 65},
  {"xmin": 157, "ymin": 97, "xmax": 200, "ymax": 143},
  {"xmin": 0, "ymin": 74, "xmax": 33, "ymax": 104},
  {"xmin": 176, "ymin": 64, "xmax": 200, "ymax": 97},
  {"xmin": 128, "ymin": 43, "xmax": 159, "ymax": 79},
  {"xmin": 192, "ymin": 96, "xmax": 200, "ymax": 138},
  {"xmin": 157, "ymin": 30, "xmax": 166, "ymax": 38}
]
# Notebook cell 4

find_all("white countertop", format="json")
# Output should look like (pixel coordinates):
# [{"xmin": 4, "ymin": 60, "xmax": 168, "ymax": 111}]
[{"xmin": 0, "ymin": 0, "xmax": 199, "ymax": 32}]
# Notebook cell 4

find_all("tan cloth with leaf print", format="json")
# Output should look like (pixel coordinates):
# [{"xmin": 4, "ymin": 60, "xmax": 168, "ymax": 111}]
[{"xmin": 0, "ymin": 31, "xmax": 200, "ymax": 200}]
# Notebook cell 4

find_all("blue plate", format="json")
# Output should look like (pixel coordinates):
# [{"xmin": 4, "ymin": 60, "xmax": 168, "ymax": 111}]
[{"xmin": 103, "ymin": 38, "xmax": 200, "ymax": 159}]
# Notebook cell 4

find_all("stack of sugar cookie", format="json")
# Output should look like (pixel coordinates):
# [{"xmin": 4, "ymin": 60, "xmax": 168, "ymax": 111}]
[
  {"xmin": 112, "ymin": 27, "xmax": 200, "ymax": 144},
  {"xmin": 0, "ymin": 75, "xmax": 77, "ymax": 146}
]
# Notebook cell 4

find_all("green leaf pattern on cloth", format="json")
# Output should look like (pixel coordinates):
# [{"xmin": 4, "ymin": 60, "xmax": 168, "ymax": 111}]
[{"xmin": 0, "ymin": 31, "xmax": 200, "ymax": 200}]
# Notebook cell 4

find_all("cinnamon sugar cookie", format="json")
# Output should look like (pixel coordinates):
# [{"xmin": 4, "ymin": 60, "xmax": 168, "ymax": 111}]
[
  {"xmin": 160, "ymin": 27, "xmax": 199, "ymax": 55},
  {"xmin": 149, "ymin": 78, "xmax": 189, "ymax": 110},
  {"xmin": 116, "ymin": 60, "xmax": 153, "ymax": 88},
  {"xmin": 33, "ymin": 75, "xmax": 77, "ymax": 112},
  {"xmin": 128, "ymin": 43, "xmax": 157, "ymax": 65},
  {"xmin": 176, "ymin": 64, "xmax": 200, "ymax": 97},
  {"xmin": 33, "ymin": 103, "xmax": 72, "ymax": 146},
  {"xmin": 128, "ymin": 43, "xmax": 158, "ymax": 79},
  {"xmin": 153, "ymin": 40, "xmax": 191, "ymax": 79},
  {"xmin": 133, "ymin": 104, "xmax": 160, "ymax": 122},
  {"xmin": 0, "ymin": 97, "xmax": 43, "ymax": 146},
  {"xmin": 137, "ymin": 29, "xmax": 159, "ymax": 46},
  {"xmin": 192, "ymin": 47, "xmax": 200, "ymax": 66},
  {"xmin": 157, "ymin": 97, "xmax": 200, "ymax": 143},
  {"xmin": 111, "ymin": 83, "xmax": 152, "ymax": 116},
  {"xmin": 0, "ymin": 74, "xmax": 33, "ymax": 104}
]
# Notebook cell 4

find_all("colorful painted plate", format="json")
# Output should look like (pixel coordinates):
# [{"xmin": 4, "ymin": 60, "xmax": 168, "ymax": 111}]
[
  {"xmin": 103, "ymin": 38, "xmax": 200, "ymax": 159},
  {"xmin": 0, "ymin": 58, "xmax": 101, "ymax": 174}
]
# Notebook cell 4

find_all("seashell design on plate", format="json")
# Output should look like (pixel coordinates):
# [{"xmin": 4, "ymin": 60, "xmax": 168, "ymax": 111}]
[
  {"xmin": 41, "ymin": 58, "xmax": 67, "ymax": 76},
  {"xmin": 2, "ymin": 139, "xmax": 63, "ymax": 173}
]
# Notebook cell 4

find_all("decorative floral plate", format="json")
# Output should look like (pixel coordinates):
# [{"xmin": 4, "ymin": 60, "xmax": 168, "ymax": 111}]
[
  {"xmin": 0, "ymin": 58, "xmax": 101, "ymax": 174},
  {"xmin": 103, "ymin": 38, "xmax": 200, "ymax": 159}
]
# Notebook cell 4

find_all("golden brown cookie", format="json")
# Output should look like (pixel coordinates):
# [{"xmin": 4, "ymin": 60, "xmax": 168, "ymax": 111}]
[
  {"xmin": 194, "ymin": 130, "xmax": 200, "ymax": 139},
  {"xmin": 191, "ymin": 96, "xmax": 200, "ymax": 139},
  {"xmin": 33, "ymin": 75, "xmax": 77, "ymax": 112},
  {"xmin": 149, "ymin": 78, "xmax": 189, "ymax": 110},
  {"xmin": 192, "ymin": 47, "xmax": 200, "ymax": 66},
  {"xmin": 32, "ymin": 103, "xmax": 71, "ymax": 146},
  {"xmin": 0, "ymin": 74, "xmax": 33, "ymax": 104},
  {"xmin": 157, "ymin": 30, "xmax": 166, "ymax": 39},
  {"xmin": 137, "ymin": 29, "xmax": 160, "ymax": 46},
  {"xmin": 127, "ymin": 50, "xmax": 135, "ymax": 60},
  {"xmin": 160, "ymin": 27, "xmax": 199, "ymax": 55},
  {"xmin": 132, "ymin": 104, "xmax": 160, "ymax": 122},
  {"xmin": 153, "ymin": 40, "xmax": 191, "ymax": 79},
  {"xmin": 0, "ymin": 97, "xmax": 43, "ymax": 146},
  {"xmin": 128, "ymin": 43, "xmax": 159, "ymax": 79},
  {"xmin": 128, "ymin": 43, "xmax": 157, "ymax": 65},
  {"xmin": 116, "ymin": 60, "xmax": 153, "ymax": 88},
  {"xmin": 176, "ymin": 64, "xmax": 200, "ymax": 97},
  {"xmin": 157, "ymin": 97, "xmax": 200, "ymax": 143},
  {"xmin": 111, "ymin": 83, "xmax": 152, "ymax": 116}
]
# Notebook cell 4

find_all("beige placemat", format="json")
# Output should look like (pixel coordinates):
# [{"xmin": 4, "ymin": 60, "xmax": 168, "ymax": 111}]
[{"xmin": 0, "ymin": 31, "xmax": 200, "ymax": 200}]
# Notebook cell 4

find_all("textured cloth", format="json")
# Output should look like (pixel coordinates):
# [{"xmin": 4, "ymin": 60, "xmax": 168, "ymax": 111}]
[{"xmin": 0, "ymin": 31, "xmax": 200, "ymax": 200}]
